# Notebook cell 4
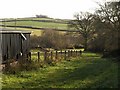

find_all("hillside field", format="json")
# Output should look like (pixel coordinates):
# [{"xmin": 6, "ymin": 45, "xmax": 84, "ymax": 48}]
[{"xmin": 0, "ymin": 17, "xmax": 71, "ymax": 36}]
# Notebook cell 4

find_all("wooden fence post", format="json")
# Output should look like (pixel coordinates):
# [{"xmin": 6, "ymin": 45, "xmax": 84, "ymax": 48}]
[
  {"xmin": 51, "ymin": 51, "xmax": 53, "ymax": 61},
  {"xmin": 71, "ymin": 50, "xmax": 72, "ymax": 57},
  {"xmin": 55, "ymin": 51, "xmax": 58, "ymax": 60},
  {"xmin": 16, "ymin": 54, "xmax": 19, "ymax": 60},
  {"xmin": 60, "ymin": 50, "xmax": 62, "ymax": 60},
  {"xmin": 76, "ymin": 50, "xmax": 77, "ymax": 56},
  {"xmin": 72, "ymin": 50, "xmax": 74, "ymax": 57},
  {"xmin": 73, "ymin": 50, "xmax": 74, "ymax": 57},
  {"xmin": 64, "ymin": 50, "xmax": 67, "ymax": 60},
  {"xmin": 38, "ymin": 52, "xmax": 40, "ymax": 62},
  {"xmin": 29, "ymin": 52, "xmax": 31, "ymax": 61},
  {"xmin": 74, "ymin": 50, "xmax": 76, "ymax": 57},
  {"xmin": 79, "ymin": 50, "xmax": 82, "ymax": 56},
  {"xmin": 44, "ymin": 51, "xmax": 47, "ymax": 62},
  {"xmin": 77, "ymin": 50, "xmax": 79, "ymax": 56},
  {"xmin": 68, "ymin": 50, "xmax": 70, "ymax": 58}
]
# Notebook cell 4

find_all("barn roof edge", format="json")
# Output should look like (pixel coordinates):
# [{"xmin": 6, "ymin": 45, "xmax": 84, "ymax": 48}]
[{"xmin": 0, "ymin": 28, "xmax": 31, "ymax": 34}]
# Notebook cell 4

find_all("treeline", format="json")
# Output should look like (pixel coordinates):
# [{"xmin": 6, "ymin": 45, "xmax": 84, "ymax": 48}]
[
  {"xmin": 30, "ymin": 30, "xmax": 83, "ymax": 50},
  {"xmin": 36, "ymin": 14, "xmax": 49, "ymax": 18},
  {"xmin": 68, "ymin": 2, "xmax": 119, "ymax": 55}
]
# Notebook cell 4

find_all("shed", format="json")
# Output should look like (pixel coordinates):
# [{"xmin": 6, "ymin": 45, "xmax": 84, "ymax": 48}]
[{"xmin": 0, "ymin": 29, "xmax": 31, "ymax": 62}]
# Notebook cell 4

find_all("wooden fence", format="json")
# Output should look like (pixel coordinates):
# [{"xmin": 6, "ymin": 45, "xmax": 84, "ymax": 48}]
[
  {"xmin": 2, "ymin": 50, "xmax": 82, "ymax": 69},
  {"xmin": 27, "ymin": 50, "xmax": 82, "ymax": 62}
]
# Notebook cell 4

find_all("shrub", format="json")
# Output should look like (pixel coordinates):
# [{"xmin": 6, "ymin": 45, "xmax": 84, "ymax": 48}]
[{"xmin": 3, "ymin": 59, "xmax": 45, "ymax": 74}]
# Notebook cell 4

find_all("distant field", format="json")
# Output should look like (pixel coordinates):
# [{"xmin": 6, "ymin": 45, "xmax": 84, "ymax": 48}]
[
  {"xmin": 0, "ymin": 17, "xmax": 69, "ymax": 29},
  {"xmin": 0, "ymin": 26, "xmax": 43, "ymax": 36},
  {"xmin": 3, "ymin": 21, "xmax": 68, "ymax": 30},
  {"xmin": 1, "ymin": 17, "xmax": 68, "ymax": 21},
  {"xmin": 0, "ymin": 17, "xmax": 72, "ymax": 36}
]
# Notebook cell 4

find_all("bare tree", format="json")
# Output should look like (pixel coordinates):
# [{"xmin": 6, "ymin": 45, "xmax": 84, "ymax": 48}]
[
  {"xmin": 68, "ymin": 12, "xmax": 95, "ymax": 50},
  {"xmin": 96, "ymin": 2, "xmax": 120, "ymax": 31},
  {"xmin": 96, "ymin": 1, "xmax": 120, "ymax": 51}
]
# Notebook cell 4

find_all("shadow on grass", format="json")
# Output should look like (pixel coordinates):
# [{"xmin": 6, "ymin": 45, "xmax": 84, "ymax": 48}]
[{"xmin": 14, "ymin": 58, "xmax": 118, "ymax": 88}]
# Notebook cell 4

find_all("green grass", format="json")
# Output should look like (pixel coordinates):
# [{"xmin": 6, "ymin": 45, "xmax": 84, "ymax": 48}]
[
  {"xmin": 0, "ymin": 26, "xmax": 43, "ymax": 36},
  {"xmin": 0, "ymin": 17, "xmax": 74, "ymax": 36},
  {"xmin": 4, "ymin": 21, "xmax": 68, "ymax": 30},
  {"xmin": 2, "ymin": 17, "xmax": 69, "ymax": 23},
  {"xmin": 1, "ymin": 17, "xmax": 69, "ymax": 30},
  {"xmin": 17, "ymin": 17, "xmax": 54, "ymax": 21},
  {"xmin": 2, "ymin": 52, "xmax": 118, "ymax": 88},
  {"xmin": 0, "ymin": 17, "xmax": 70, "ymax": 36}
]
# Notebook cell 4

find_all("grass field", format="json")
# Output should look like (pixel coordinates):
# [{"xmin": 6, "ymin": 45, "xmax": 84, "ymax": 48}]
[
  {"xmin": 0, "ymin": 17, "xmax": 71, "ymax": 36},
  {"xmin": 2, "ymin": 52, "xmax": 118, "ymax": 88},
  {"xmin": 1, "ymin": 17, "xmax": 69, "ymax": 22},
  {"xmin": 3, "ymin": 21, "xmax": 68, "ymax": 30},
  {"xmin": 0, "ymin": 17, "xmax": 69, "ymax": 29},
  {"xmin": 0, "ymin": 26, "xmax": 43, "ymax": 36}
]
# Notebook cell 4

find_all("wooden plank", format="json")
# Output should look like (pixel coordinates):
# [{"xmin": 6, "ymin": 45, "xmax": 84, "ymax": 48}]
[{"xmin": 1, "ymin": 31, "xmax": 31, "ymax": 61}]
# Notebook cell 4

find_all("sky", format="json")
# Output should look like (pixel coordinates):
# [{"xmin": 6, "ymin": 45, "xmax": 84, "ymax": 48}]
[{"xmin": 0, "ymin": 0, "xmax": 104, "ymax": 19}]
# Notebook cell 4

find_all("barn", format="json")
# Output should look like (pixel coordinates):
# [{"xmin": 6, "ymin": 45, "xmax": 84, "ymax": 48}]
[{"xmin": 0, "ymin": 29, "xmax": 31, "ymax": 63}]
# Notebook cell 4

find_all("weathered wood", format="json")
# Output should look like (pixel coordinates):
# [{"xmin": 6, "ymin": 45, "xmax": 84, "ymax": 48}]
[
  {"xmin": 60, "ymin": 50, "xmax": 62, "ymax": 60},
  {"xmin": 44, "ymin": 51, "xmax": 47, "ymax": 61},
  {"xmin": 55, "ymin": 51, "xmax": 58, "ymax": 60},
  {"xmin": 71, "ymin": 50, "xmax": 72, "ymax": 57},
  {"xmin": 64, "ymin": 50, "xmax": 67, "ymax": 60},
  {"xmin": 16, "ymin": 54, "xmax": 19, "ymax": 60},
  {"xmin": 68, "ymin": 50, "xmax": 70, "ymax": 58},
  {"xmin": 50, "ymin": 51, "xmax": 53, "ymax": 61},
  {"xmin": 29, "ymin": 52, "xmax": 31, "ymax": 61},
  {"xmin": 79, "ymin": 50, "xmax": 82, "ymax": 56},
  {"xmin": 38, "ymin": 52, "xmax": 40, "ymax": 62},
  {"xmin": 74, "ymin": 50, "xmax": 75, "ymax": 57},
  {"xmin": 1, "ymin": 30, "xmax": 31, "ymax": 62},
  {"xmin": 76, "ymin": 50, "xmax": 77, "ymax": 56}
]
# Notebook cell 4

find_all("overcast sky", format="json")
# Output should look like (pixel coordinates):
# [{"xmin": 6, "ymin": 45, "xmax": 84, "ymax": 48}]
[{"xmin": 0, "ymin": 0, "xmax": 105, "ymax": 19}]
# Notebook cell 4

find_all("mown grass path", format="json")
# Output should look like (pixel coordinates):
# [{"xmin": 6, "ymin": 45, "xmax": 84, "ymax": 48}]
[{"xmin": 2, "ymin": 52, "xmax": 118, "ymax": 88}]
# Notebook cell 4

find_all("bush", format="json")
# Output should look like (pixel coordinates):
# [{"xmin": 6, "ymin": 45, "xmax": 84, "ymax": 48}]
[
  {"xmin": 102, "ymin": 49, "xmax": 120, "ymax": 59},
  {"xmin": 3, "ymin": 59, "xmax": 45, "ymax": 74},
  {"xmin": 30, "ymin": 30, "xmax": 82, "ymax": 50}
]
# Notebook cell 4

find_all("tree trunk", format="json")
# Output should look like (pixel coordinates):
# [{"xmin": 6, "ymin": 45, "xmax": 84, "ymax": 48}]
[{"xmin": 84, "ymin": 37, "xmax": 88, "ymax": 51}]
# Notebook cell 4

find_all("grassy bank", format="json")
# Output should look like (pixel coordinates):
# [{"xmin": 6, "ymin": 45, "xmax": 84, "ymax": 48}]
[{"xmin": 2, "ymin": 52, "xmax": 118, "ymax": 88}]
